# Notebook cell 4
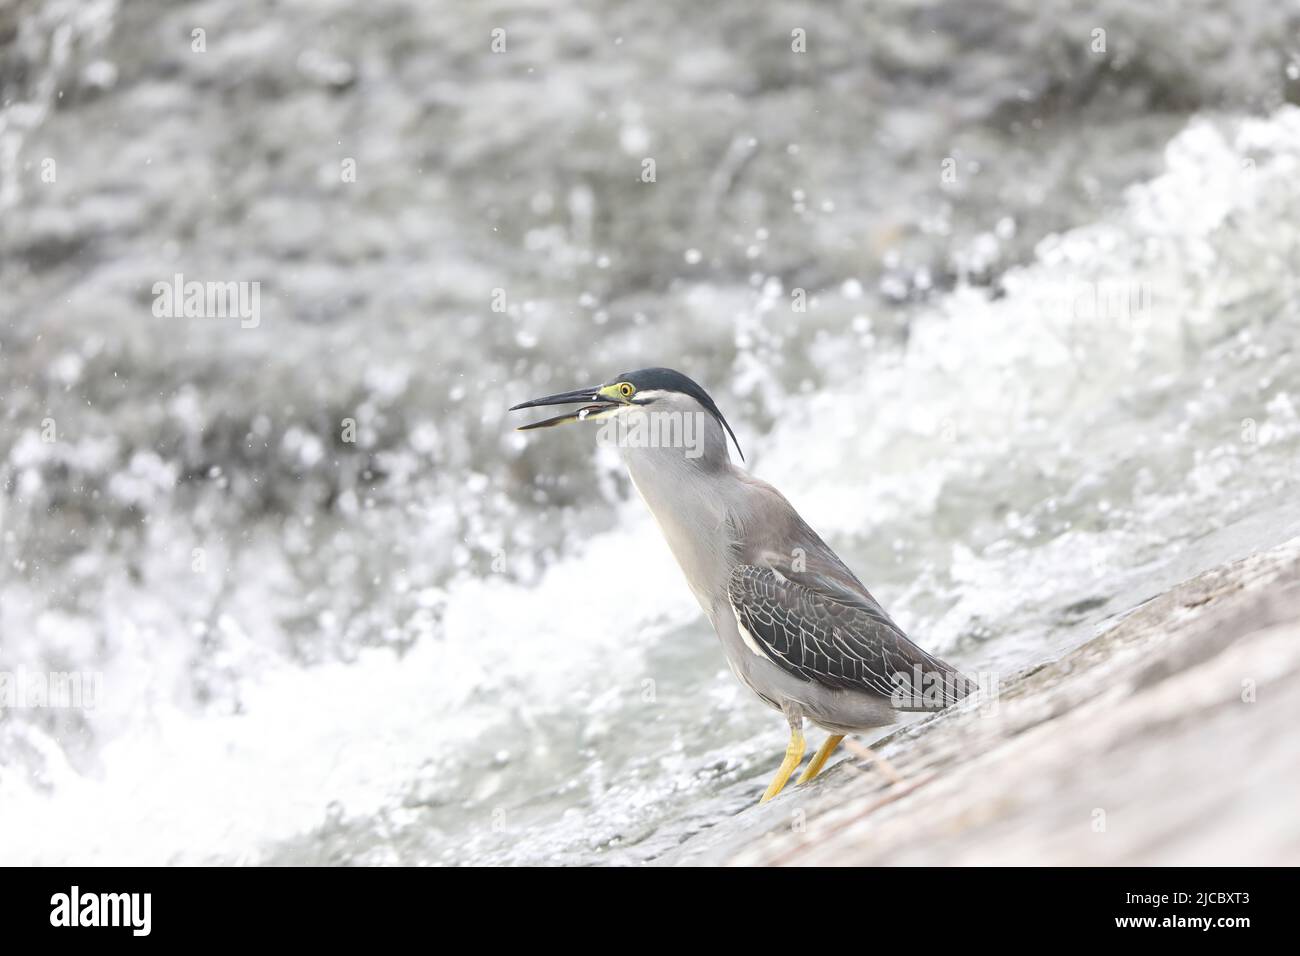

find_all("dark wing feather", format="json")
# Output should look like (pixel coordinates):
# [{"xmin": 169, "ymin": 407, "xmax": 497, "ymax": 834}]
[{"xmin": 728, "ymin": 564, "xmax": 972, "ymax": 709}]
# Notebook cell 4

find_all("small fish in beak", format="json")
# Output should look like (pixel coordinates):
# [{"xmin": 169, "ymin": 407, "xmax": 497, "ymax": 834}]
[{"xmin": 510, "ymin": 385, "xmax": 619, "ymax": 430}]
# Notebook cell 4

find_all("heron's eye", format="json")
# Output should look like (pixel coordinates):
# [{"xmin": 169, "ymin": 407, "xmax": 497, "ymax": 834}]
[{"xmin": 618, "ymin": 382, "xmax": 634, "ymax": 398}]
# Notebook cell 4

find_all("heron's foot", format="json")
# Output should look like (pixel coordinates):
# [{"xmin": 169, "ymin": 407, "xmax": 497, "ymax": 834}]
[
  {"xmin": 796, "ymin": 733, "xmax": 845, "ymax": 785},
  {"xmin": 759, "ymin": 727, "xmax": 806, "ymax": 803},
  {"xmin": 843, "ymin": 737, "xmax": 905, "ymax": 785}
]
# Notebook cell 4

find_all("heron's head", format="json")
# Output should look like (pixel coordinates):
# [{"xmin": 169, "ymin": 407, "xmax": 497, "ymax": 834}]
[{"xmin": 510, "ymin": 366, "xmax": 743, "ymax": 462}]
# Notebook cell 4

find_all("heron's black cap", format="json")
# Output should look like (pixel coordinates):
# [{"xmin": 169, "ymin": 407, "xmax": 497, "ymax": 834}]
[{"xmin": 615, "ymin": 367, "xmax": 744, "ymax": 461}]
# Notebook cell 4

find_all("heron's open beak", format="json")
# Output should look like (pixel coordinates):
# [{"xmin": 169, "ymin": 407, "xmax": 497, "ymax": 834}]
[{"xmin": 510, "ymin": 385, "xmax": 622, "ymax": 430}]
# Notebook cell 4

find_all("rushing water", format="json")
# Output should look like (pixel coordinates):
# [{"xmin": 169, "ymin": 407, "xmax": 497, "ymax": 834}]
[{"xmin": 1, "ymin": 0, "xmax": 1298, "ymax": 864}]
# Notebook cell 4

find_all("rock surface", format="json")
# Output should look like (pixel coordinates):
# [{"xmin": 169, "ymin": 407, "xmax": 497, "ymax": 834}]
[{"xmin": 661, "ymin": 536, "xmax": 1300, "ymax": 866}]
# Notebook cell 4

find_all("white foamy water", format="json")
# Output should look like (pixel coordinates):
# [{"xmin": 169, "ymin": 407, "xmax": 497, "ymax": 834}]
[{"xmin": 3, "ymin": 105, "xmax": 1298, "ymax": 865}]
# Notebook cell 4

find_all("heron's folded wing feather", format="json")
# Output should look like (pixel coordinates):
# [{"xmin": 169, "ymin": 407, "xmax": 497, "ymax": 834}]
[{"xmin": 728, "ymin": 564, "xmax": 971, "ymax": 707}]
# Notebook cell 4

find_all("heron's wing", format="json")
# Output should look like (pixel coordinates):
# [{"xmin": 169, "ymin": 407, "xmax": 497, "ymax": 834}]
[{"xmin": 727, "ymin": 564, "xmax": 971, "ymax": 708}]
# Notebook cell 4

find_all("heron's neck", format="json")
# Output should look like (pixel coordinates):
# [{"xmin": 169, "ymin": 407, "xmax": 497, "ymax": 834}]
[{"xmin": 619, "ymin": 439, "xmax": 737, "ymax": 612}]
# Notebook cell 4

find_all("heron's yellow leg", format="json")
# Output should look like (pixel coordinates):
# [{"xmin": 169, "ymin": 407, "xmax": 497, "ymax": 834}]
[
  {"xmin": 759, "ymin": 727, "xmax": 806, "ymax": 803},
  {"xmin": 797, "ymin": 733, "xmax": 845, "ymax": 784}
]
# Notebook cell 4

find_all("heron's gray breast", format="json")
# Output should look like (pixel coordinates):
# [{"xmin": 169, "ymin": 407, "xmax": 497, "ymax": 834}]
[{"xmin": 621, "ymin": 447, "xmax": 737, "ymax": 609}]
